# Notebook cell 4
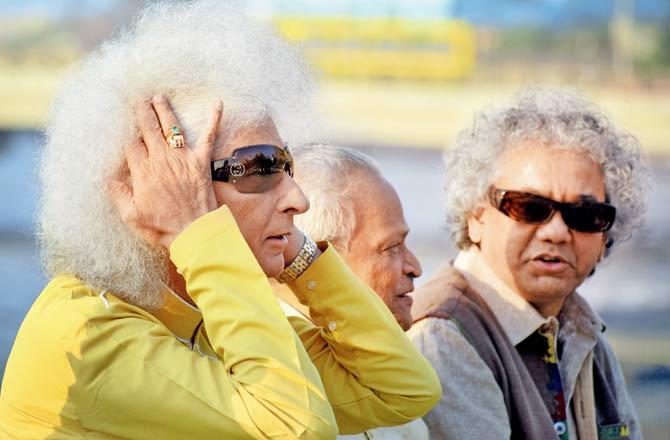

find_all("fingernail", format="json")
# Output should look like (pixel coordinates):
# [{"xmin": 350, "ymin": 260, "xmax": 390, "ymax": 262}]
[
  {"xmin": 152, "ymin": 94, "xmax": 166, "ymax": 104},
  {"xmin": 214, "ymin": 100, "xmax": 223, "ymax": 111}
]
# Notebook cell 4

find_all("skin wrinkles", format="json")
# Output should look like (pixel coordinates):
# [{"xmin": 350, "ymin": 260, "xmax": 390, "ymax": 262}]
[
  {"xmin": 467, "ymin": 143, "xmax": 607, "ymax": 317},
  {"xmin": 119, "ymin": 99, "xmax": 310, "ymax": 301},
  {"xmin": 211, "ymin": 121, "xmax": 310, "ymax": 278},
  {"xmin": 343, "ymin": 171, "xmax": 422, "ymax": 330}
]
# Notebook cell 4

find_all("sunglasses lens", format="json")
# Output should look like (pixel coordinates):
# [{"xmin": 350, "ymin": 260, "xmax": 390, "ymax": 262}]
[
  {"xmin": 564, "ymin": 204, "xmax": 616, "ymax": 233},
  {"xmin": 211, "ymin": 163, "xmax": 227, "ymax": 182},
  {"xmin": 495, "ymin": 189, "xmax": 617, "ymax": 233},
  {"xmin": 501, "ymin": 193, "xmax": 554, "ymax": 224},
  {"xmin": 233, "ymin": 172, "xmax": 284, "ymax": 194},
  {"xmin": 228, "ymin": 145, "xmax": 292, "ymax": 194}
]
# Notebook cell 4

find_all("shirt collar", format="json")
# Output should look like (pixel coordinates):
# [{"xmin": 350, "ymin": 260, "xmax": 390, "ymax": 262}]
[
  {"xmin": 149, "ymin": 285, "xmax": 203, "ymax": 342},
  {"xmin": 454, "ymin": 246, "xmax": 550, "ymax": 345},
  {"xmin": 454, "ymin": 246, "xmax": 605, "ymax": 345},
  {"xmin": 557, "ymin": 292, "xmax": 606, "ymax": 340}
]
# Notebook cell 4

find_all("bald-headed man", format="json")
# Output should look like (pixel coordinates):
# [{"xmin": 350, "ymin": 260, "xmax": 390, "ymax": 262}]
[
  {"xmin": 274, "ymin": 144, "xmax": 429, "ymax": 439},
  {"xmin": 277, "ymin": 144, "xmax": 421, "ymax": 329}
]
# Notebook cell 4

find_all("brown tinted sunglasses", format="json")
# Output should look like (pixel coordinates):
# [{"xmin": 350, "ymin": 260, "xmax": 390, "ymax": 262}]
[
  {"xmin": 489, "ymin": 187, "xmax": 616, "ymax": 233},
  {"xmin": 211, "ymin": 144, "xmax": 293, "ymax": 194}
]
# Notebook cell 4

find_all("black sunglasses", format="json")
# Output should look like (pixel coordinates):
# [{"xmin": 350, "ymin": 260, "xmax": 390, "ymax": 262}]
[
  {"xmin": 489, "ymin": 188, "xmax": 616, "ymax": 233},
  {"xmin": 211, "ymin": 144, "xmax": 293, "ymax": 194}
]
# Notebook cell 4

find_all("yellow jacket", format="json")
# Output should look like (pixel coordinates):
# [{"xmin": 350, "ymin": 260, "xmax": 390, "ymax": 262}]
[{"xmin": 0, "ymin": 207, "xmax": 440, "ymax": 439}]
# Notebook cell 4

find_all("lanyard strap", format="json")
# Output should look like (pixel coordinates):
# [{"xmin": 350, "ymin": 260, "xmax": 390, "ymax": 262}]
[{"xmin": 538, "ymin": 327, "xmax": 569, "ymax": 440}]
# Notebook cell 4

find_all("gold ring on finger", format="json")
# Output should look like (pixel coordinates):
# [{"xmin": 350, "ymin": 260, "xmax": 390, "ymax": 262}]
[{"xmin": 166, "ymin": 125, "xmax": 185, "ymax": 148}]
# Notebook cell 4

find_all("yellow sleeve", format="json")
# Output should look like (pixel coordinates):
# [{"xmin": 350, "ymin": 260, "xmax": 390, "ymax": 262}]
[
  {"xmin": 170, "ymin": 206, "xmax": 337, "ymax": 438},
  {"xmin": 0, "ymin": 206, "xmax": 338, "ymax": 439},
  {"xmin": 286, "ymin": 244, "xmax": 442, "ymax": 434},
  {"xmin": 77, "ymin": 207, "xmax": 337, "ymax": 439}
]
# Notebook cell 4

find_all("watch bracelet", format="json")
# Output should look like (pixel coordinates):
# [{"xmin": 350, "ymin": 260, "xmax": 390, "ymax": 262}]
[{"xmin": 278, "ymin": 236, "xmax": 318, "ymax": 283}]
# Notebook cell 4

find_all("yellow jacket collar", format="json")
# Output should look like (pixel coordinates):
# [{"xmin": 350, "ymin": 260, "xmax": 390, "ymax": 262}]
[{"xmin": 150, "ymin": 284, "xmax": 203, "ymax": 342}]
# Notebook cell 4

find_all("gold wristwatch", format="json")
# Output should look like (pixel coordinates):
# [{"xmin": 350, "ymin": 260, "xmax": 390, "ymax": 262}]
[{"xmin": 278, "ymin": 235, "xmax": 318, "ymax": 283}]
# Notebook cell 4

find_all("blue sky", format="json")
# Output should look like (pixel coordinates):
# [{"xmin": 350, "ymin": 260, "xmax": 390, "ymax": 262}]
[
  {"xmin": 1, "ymin": 0, "xmax": 118, "ymax": 19},
  {"xmin": 2, "ymin": 0, "xmax": 669, "ymax": 25}
]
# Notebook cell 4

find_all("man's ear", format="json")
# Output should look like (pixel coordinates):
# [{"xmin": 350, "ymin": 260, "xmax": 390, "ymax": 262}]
[
  {"xmin": 467, "ymin": 207, "xmax": 485, "ymax": 245},
  {"xmin": 588, "ymin": 235, "xmax": 608, "ymax": 277},
  {"xmin": 597, "ymin": 233, "xmax": 608, "ymax": 262}
]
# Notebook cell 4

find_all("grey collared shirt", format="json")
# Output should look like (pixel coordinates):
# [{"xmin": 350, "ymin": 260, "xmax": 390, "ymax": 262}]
[{"xmin": 408, "ymin": 247, "xmax": 641, "ymax": 440}]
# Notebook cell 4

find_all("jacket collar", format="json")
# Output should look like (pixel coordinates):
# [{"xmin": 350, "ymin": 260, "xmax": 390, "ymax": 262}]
[
  {"xmin": 149, "ymin": 285, "xmax": 203, "ymax": 342},
  {"xmin": 453, "ymin": 246, "xmax": 604, "ymax": 346},
  {"xmin": 454, "ymin": 246, "xmax": 548, "ymax": 345}
]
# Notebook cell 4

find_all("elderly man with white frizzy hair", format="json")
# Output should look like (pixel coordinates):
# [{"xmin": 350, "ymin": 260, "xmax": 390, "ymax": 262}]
[
  {"xmin": 0, "ymin": 2, "xmax": 441, "ymax": 438},
  {"xmin": 37, "ymin": 0, "xmax": 316, "ymax": 311},
  {"xmin": 410, "ymin": 87, "xmax": 648, "ymax": 440}
]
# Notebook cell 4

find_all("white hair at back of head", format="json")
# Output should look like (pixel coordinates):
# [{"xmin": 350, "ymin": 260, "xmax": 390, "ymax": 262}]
[
  {"xmin": 39, "ymin": 0, "xmax": 316, "ymax": 310},
  {"xmin": 292, "ymin": 144, "xmax": 381, "ymax": 250}
]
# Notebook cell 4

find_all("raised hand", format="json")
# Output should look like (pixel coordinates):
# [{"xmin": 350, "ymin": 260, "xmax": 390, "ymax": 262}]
[{"xmin": 108, "ymin": 95, "xmax": 223, "ymax": 248}]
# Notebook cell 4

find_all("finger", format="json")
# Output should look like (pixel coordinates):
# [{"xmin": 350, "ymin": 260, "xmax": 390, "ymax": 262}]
[
  {"xmin": 195, "ymin": 100, "xmax": 223, "ymax": 161},
  {"xmin": 123, "ymin": 137, "xmax": 147, "ymax": 175},
  {"xmin": 152, "ymin": 94, "xmax": 184, "ymax": 142},
  {"xmin": 106, "ymin": 176, "xmax": 158, "ymax": 244},
  {"xmin": 110, "ymin": 156, "xmax": 131, "ymax": 184},
  {"xmin": 136, "ymin": 98, "xmax": 167, "ymax": 156},
  {"xmin": 106, "ymin": 174, "xmax": 136, "ymax": 224}
]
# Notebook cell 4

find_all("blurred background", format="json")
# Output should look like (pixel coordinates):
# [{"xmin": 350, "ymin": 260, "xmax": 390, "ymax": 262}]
[{"xmin": 1, "ymin": 0, "xmax": 668, "ymax": 437}]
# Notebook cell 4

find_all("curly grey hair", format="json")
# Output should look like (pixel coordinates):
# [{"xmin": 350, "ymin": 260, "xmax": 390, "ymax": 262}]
[
  {"xmin": 38, "ymin": 0, "xmax": 316, "ymax": 310},
  {"xmin": 292, "ymin": 144, "xmax": 381, "ymax": 250},
  {"xmin": 444, "ymin": 87, "xmax": 650, "ymax": 256}
]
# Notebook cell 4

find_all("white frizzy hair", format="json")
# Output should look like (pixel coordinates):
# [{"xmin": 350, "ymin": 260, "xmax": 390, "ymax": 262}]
[
  {"xmin": 39, "ymin": 0, "xmax": 316, "ymax": 310},
  {"xmin": 444, "ymin": 86, "xmax": 651, "ymax": 257},
  {"xmin": 292, "ymin": 144, "xmax": 381, "ymax": 250}
]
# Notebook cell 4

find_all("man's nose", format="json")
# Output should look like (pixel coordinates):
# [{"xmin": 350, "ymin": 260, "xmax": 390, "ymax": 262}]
[
  {"xmin": 536, "ymin": 210, "xmax": 572, "ymax": 244},
  {"xmin": 278, "ymin": 174, "xmax": 310, "ymax": 215},
  {"xmin": 404, "ymin": 247, "xmax": 423, "ymax": 279}
]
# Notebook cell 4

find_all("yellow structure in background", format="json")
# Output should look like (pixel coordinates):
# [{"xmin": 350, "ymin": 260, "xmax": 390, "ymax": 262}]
[
  {"xmin": 1, "ymin": 17, "xmax": 669, "ymax": 154},
  {"xmin": 316, "ymin": 81, "xmax": 670, "ymax": 154},
  {"xmin": 275, "ymin": 17, "xmax": 476, "ymax": 80},
  {"xmin": 0, "ymin": 64, "xmax": 67, "ymax": 130}
]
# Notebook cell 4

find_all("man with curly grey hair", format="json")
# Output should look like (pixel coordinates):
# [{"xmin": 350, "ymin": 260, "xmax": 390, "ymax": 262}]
[{"xmin": 409, "ymin": 87, "xmax": 648, "ymax": 440}]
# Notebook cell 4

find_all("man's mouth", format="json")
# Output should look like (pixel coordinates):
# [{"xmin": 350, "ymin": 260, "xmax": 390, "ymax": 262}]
[
  {"xmin": 396, "ymin": 291, "xmax": 414, "ymax": 306},
  {"xmin": 531, "ymin": 253, "xmax": 570, "ymax": 272},
  {"xmin": 265, "ymin": 233, "xmax": 290, "ymax": 244}
]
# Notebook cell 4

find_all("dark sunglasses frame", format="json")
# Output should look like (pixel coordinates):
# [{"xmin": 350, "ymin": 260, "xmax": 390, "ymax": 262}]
[
  {"xmin": 489, "ymin": 187, "xmax": 616, "ymax": 233},
  {"xmin": 211, "ymin": 144, "xmax": 293, "ymax": 194}
]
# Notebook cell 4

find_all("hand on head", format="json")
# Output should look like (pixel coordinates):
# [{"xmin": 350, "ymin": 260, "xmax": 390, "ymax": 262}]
[{"xmin": 108, "ymin": 95, "xmax": 223, "ymax": 248}]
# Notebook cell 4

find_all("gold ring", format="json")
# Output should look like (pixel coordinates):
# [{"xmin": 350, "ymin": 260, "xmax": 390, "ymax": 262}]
[{"xmin": 166, "ymin": 125, "xmax": 185, "ymax": 148}]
